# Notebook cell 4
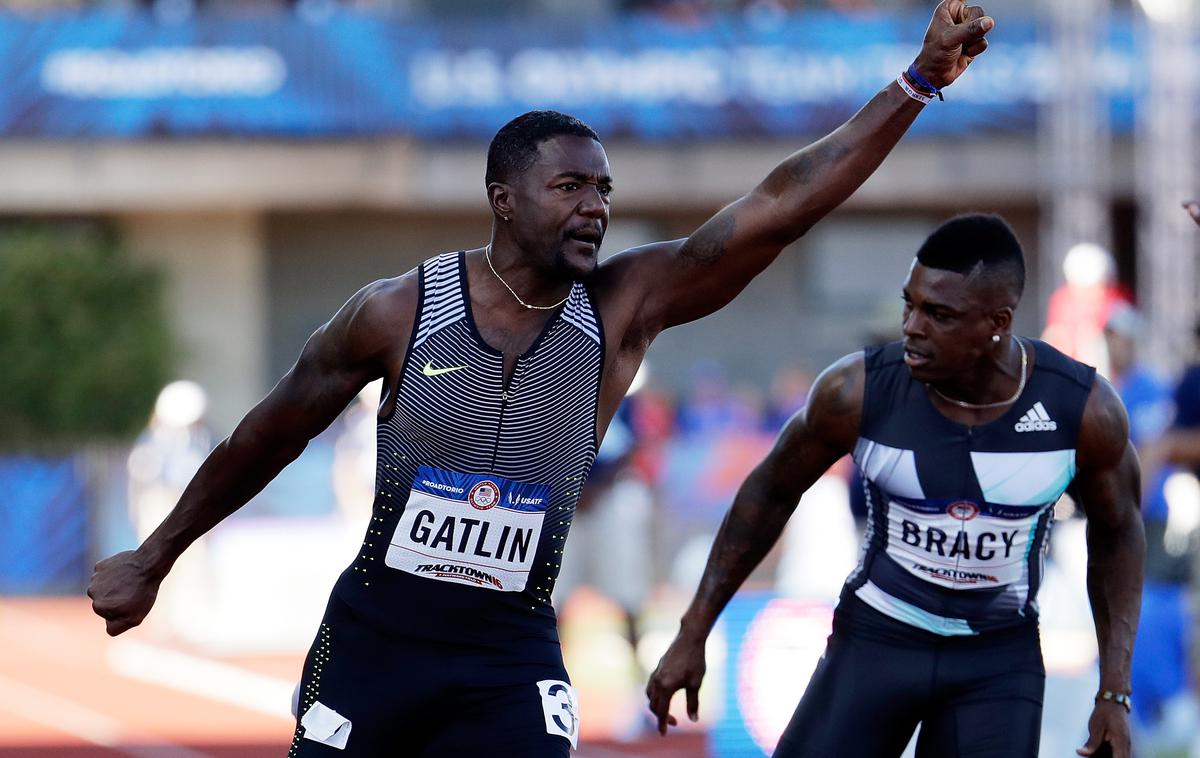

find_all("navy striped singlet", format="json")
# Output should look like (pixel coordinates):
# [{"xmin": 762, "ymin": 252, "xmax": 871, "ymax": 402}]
[{"xmin": 330, "ymin": 251, "xmax": 605, "ymax": 647}]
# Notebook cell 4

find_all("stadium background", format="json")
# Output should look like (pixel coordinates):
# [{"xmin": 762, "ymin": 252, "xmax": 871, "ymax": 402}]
[{"xmin": 1, "ymin": 0, "xmax": 1197, "ymax": 756}]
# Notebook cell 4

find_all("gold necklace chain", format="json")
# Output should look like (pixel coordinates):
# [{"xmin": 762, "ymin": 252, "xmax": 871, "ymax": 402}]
[
  {"xmin": 929, "ymin": 337, "xmax": 1028, "ymax": 410},
  {"xmin": 484, "ymin": 245, "xmax": 570, "ymax": 311}
]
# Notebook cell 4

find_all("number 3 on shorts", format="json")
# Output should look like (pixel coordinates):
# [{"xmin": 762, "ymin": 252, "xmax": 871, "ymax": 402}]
[{"xmin": 537, "ymin": 680, "xmax": 580, "ymax": 748}]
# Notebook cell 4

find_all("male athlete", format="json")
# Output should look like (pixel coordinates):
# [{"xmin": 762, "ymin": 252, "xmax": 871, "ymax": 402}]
[
  {"xmin": 648, "ymin": 215, "xmax": 1144, "ymax": 758},
  {"xmin": 88, "ymin": 4, "xmax": 993, "ymax": 755}
]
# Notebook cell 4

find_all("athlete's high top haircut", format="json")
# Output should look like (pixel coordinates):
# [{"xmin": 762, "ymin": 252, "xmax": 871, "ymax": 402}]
[
  {"xmin": 916, "ymin": 213, "xmax": 1026, "ymax": 302},
  {"xmin": 485, "ymin": 110, "xmax": 600, "ymax": 187}
]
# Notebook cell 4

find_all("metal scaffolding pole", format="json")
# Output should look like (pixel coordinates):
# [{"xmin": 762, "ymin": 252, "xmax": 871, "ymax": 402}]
[
  {"xmin": 1038, "ymin": 0, "xmax": 1113, "ymax": 317},
  {"xmin": 1136, "ymin": 0, "xmax": 1198, "ymax": 374}
]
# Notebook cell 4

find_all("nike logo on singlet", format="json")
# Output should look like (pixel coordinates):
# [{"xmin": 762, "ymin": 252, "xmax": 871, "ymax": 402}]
[{"xmin": 421, "ymin": 361, "xmax": 467, "ymax": 377}]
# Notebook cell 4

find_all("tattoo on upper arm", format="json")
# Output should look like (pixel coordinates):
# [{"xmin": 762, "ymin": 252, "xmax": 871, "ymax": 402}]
[
  {"xmin": 784, "ymin": 139, "xmax": 852, "ymax": 185},
  {"xmin": 681, "ymin": 212, "xmax": 735, "ymax": 267}
]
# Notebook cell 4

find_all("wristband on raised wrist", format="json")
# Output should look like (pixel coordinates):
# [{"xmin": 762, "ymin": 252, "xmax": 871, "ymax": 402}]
[
  {"xmin": 897, "ymin": 73, "xmax": 933, "ymax": 104},
  {"xmin": 905, "ymin": 63, "xmax": 944, "ymax": 101}
]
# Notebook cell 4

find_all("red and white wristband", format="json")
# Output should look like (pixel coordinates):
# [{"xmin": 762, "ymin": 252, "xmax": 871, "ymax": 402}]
[{"xmin": 897, "ymin": 72, "xmax": 934, "ymax": 104}]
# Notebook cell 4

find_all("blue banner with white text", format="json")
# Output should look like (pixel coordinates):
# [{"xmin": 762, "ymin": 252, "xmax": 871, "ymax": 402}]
[{"xmin": 0, "ymin": 10, "xmax": 1141, "ymax": 139}]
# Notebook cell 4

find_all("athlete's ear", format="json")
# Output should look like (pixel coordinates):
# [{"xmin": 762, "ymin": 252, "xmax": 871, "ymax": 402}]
[
  {"xmin": 990, "ymin": 306, "xmax": 1014, "ymax": 335},
  {"xmin": 488, "ymin": 182, "xmax": 514, "ymax": 222}
]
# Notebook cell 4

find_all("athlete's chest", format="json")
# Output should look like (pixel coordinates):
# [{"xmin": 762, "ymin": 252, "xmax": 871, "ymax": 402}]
[{"xmin": 394, "ymin": 321, "xmax": 600, "ymax": 445}]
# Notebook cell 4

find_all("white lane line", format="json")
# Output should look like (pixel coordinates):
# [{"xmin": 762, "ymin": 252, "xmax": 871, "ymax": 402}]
[
  {"xmin": 108, "ymin": 639, "xmax": 296, "ymax": 722},
  {"xmin": 0, "ymin": 672, "xmax": 210, "ymax": 758}
]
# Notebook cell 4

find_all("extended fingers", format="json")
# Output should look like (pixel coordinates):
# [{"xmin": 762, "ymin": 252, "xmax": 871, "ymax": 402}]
[
  {"xmin": 646, "ymin": 679, "xmax": 675, "ymax": 735},
  {"xmin": 686, "ymin": 686, "xmax": 700, "ymax": 721}
]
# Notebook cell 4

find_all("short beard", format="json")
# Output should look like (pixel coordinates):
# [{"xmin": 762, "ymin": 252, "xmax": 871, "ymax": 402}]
[{"xmin": 554, "ymin": 245, "xmax": 600, "ymax": 281}]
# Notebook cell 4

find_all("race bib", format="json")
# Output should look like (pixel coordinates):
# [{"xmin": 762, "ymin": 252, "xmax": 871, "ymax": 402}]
[
  {"xmin": 386, "ymin": 466, "xmax": 550, "ymax": 592},
  {"xmin": 537, "ymin": 680, "xmax": 580, "ymax": 749},
  {"xmin": 885, "ymin": 496, "xmax": 1051, "ymax": 589}
]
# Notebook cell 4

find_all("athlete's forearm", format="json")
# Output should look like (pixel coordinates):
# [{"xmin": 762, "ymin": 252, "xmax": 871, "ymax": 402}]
[
  {"xmin": 1085, "ymin": 511, "xmax": 1145, "ymax": 694},
  {"xmin": 754, "ymin": 82, "xmax": 923, "ymax": 241},
  {"xmin": 677, "ymin": 470, "xmax": 798, "ymax": 640}
]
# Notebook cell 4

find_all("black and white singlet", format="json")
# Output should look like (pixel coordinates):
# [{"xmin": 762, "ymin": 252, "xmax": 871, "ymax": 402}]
[
  {"xmin": 330, "ymin": 251, "xmax": 605, "ymax": 648},
  {"xmin": 844, "ymin": 339, "xmax": 1095, "ymax": 636}
]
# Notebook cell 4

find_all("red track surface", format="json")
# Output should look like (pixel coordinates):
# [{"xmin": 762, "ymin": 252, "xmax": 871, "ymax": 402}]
[{"xmin": 0, "ymin": 598, "xmax": 704, "ymax": 758}]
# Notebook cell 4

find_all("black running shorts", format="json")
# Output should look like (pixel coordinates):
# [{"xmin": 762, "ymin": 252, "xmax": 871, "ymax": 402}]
[
  {"xmin": 287, "ymin": 595, "xmax": 578, "ymax": 757},
  {"xmin": 773, "ymin": 594, "xmax": 1045, "ymax": 758}
]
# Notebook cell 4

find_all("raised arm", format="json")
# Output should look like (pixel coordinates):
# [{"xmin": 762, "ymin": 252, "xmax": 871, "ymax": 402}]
[
  {"xmin": 645, "ymin": 353, "xmax": 864, "ymax": 734},
  {"xmin": 626, "ymin": 1, "xmax": 993, "ymax": 332},
  {"xmin": 1073, "ymin": 377, "xmax": 1145, "ymax": 758},
  {"xmin": 88, "ymin": 275, "xmax": 416, "ymax": 636}
]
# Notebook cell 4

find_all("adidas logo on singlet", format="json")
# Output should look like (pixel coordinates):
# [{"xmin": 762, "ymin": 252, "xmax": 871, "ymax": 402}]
[{"xmin": 1014, "ymin": 401, "xmax": 1057, "ymax": 433}]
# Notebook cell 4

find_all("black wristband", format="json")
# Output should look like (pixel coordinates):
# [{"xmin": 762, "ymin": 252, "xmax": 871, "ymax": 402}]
[{"xmin": 1096, "ymin": 690, "xmax": 1132, "ymax": 713}]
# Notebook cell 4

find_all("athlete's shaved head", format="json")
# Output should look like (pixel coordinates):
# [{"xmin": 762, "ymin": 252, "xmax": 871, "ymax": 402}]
[
  {"xmin": 915, "ymin": 214, "xmax": 1025, "ymax": 303},
  {"xmin": 486, "ymin": 110, "xmax": 600, "ymax": 187}
]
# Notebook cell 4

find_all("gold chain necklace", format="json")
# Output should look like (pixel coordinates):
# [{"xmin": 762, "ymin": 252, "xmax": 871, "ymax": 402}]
[
  {"xmin": 484, "ymin": 245, "xmax": 570, "ymax": 311},
  {"xmin": 929, "ymin": 337, "xmax": 1028, "ymax": 410}
]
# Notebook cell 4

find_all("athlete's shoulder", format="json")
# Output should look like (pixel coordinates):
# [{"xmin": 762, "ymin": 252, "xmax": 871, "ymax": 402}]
[
  {"xmin": 357, "ymin": 267, "xmax": 419, "ymax": 318},
  {"xmin": 591, "ymin": 239, "xmax": 686, "ymax": 289},
  {"xmin": 791, "ymin": 351, "xmax": 865, "ymax": 448},
  {"xmin": 809, "ymin": 352, "xmax": 867, "ymax": 419},
  {"xmin": 587, "ymin": 239, "xmax": 686, "ymax": 344},
  {"xmin": 330, "ymin": 266, "xmax": 421, "ymax": 354},
  {"xmin": 1077, "ymin": 374, "xmax": 1131, "ymax": 470},
  {"xmin": 1029, "ymin": 338, "xmax": 1096, "ymax": 390}
]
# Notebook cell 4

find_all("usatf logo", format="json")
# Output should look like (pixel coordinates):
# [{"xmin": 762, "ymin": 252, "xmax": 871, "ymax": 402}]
[
  {"xmin": 1015, "ymin": 402, "xmax": 1057, "ymax": 433},
  {"xmin": 468, "ymin": 480, "xmax": 500, "ymax": 510},
  {"xmin": 946, "ymin": 501, "xmax": 980, "ymax": 521}
]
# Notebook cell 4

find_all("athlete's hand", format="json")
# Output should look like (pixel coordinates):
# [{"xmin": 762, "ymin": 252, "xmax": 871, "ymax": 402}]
[
  {"xmin": 1076, "ymin": 701, "xmax": 1131, "ymax": 758},
  {"xmin": 1183, "ymin": 200, "xmax": 1200, "ymax": 226},
  {"xmin": 912, "ymin": 0, "xmax": 995, "ymax": 90},
  {"xmin": 646, "ymin": 633, "xmax": 706, "ymax": 736},
  {"xmin": 87, "ymin": 550, "xmax": 163, "ymax": 636}
]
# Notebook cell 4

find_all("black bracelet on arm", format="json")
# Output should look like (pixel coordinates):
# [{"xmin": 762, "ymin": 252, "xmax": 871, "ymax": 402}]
[{"xmin": 1095, "ymin": 690, "xmax": 1132, "ymax": 714}]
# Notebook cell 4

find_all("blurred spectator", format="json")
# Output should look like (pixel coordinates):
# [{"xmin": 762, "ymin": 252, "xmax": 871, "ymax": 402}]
[
  {"xmin": 1042, "ymin": 242, "xmax": 1132, "ymax": 375},
  {"xmin": 126, "ymin": 380, "xmax": 214, "ymax": 637},
  {"xmin": 764, "ymin": 364, "xmax": 812, "ymax": 430},
  {"xmin": 331, "ymin": 379, "xmax": 383, "ymax": 524},
  {"xmin": 677, "ymin": 360, "xmax": 763, "ymax": 437},
  {"xmin": 625, "ymin": 374, "xmax": 676, "ymax": 485},
  {"xmin": 1131, "ymin": 319, "xmax": 1200, "ymax": 752},
  {"xmin": 127, "ymin": 380, "xmax": 213, "ymax": 543},
  {"xmin": 555, "ymin": 407, "xmax": 654, "ymax": 656},
  {"xmin": 1103, "ymin": 305, "xmax": 1172, "ymax": 448}
]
